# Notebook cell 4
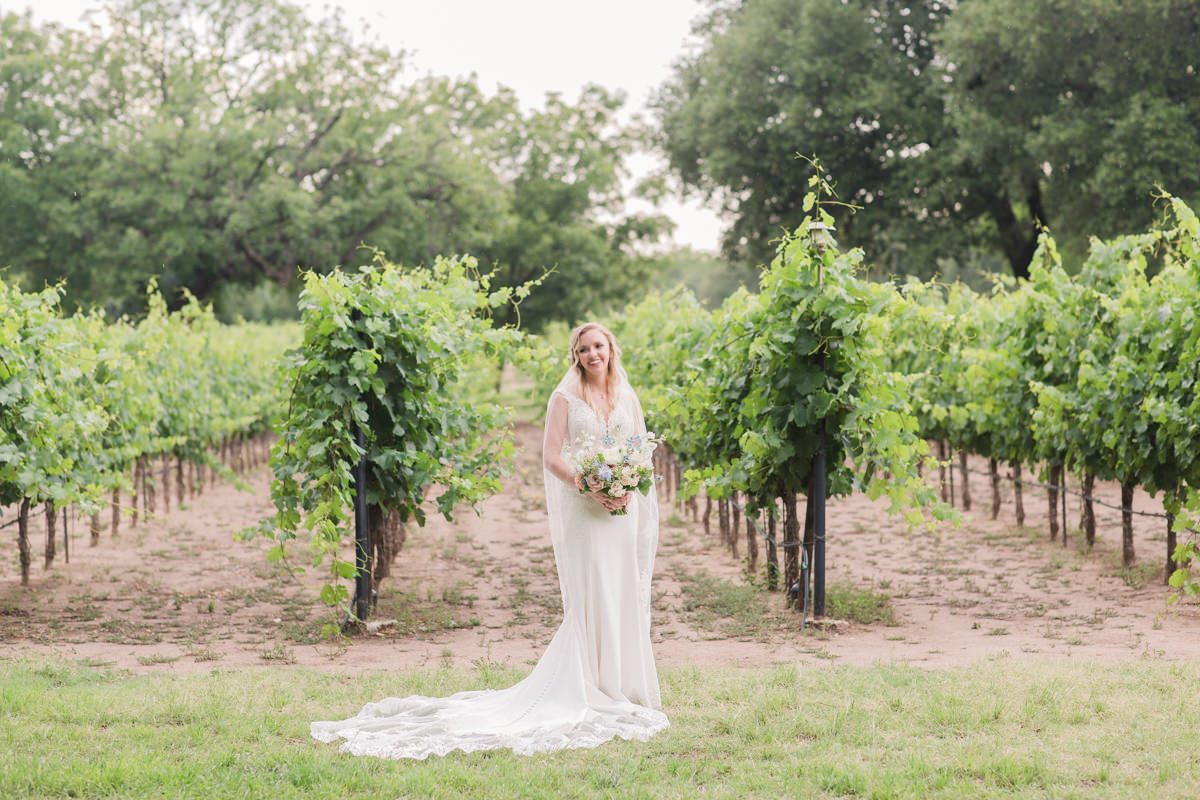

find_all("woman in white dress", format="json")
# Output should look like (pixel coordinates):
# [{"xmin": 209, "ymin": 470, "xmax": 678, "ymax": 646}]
[{"xmin": 311, "ymin": 322, "xmax": 668, "ymax": 759}]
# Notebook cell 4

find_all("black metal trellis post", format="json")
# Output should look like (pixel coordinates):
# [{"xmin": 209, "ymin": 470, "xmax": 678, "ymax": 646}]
[{"xmin": 812, "ymin": 355, "xmax": 827, "ymax": 619}]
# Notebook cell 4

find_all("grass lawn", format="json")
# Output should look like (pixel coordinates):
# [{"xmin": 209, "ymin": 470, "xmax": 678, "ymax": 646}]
[{"xmin": 2, "ymin": 657, "xmax": 1198, "ymax": 799}]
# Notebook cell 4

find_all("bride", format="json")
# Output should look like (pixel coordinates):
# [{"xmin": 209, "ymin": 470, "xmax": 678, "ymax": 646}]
[{"xmin": 311, "ymin": 322, "xmax": 669, "ymax": 759}]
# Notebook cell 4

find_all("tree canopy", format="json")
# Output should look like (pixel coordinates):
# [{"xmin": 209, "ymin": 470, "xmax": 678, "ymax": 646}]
[
  {"xmin": 654, "ymin": 0, "xmax": 1200, "ymax": 279},
  {"xmin": 0, "ymin": 0, "xmax": 667, "ymax": 327}
]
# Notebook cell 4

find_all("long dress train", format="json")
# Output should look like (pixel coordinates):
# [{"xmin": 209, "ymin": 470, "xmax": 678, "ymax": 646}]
[{"xmin": 310, "ymin": 382, "xmax": 668, "ymax": 759}]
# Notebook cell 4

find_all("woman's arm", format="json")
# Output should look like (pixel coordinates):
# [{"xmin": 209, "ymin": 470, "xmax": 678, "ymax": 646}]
[
  {"xmin": 543, "ymin": 391, "xmax": 628, "ymax": 511},
  {"xmin": 542, "ymin": 393, "xmax": 576, "ymax": 486}
]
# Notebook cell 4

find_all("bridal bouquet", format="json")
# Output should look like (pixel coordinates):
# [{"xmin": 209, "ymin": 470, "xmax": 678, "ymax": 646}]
[{"xmin": 567, "ymin": 428, "xmax": 660, "ymax": 516}]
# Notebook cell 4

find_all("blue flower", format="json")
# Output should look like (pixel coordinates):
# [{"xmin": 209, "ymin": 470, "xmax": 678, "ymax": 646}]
[
  {"xmin": 597, "ymin": 464, "xmax": 614, "ymax": 482},
  {"xmin": 601, "ymin": 434, "xmax": 615, "ymax": 447}
]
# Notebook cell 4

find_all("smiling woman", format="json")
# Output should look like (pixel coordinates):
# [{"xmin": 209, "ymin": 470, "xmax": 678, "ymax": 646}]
[{"xmin": 570, "ymin": 324, "xmax": 621, "ymax": 422}]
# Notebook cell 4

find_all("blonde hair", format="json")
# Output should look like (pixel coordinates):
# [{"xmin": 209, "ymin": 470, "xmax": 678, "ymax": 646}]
[{"xmin": 567, "ymin": 322, "xmax": 623, "ymax": 416}]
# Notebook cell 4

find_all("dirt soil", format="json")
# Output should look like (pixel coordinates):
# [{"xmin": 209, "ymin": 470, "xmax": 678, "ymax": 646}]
[{"xmin": 3, "ymin": 423, "xmax": 1198, "ymax": 674}]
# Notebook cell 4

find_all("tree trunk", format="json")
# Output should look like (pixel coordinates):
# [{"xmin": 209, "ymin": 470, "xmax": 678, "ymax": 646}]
[
  {"xmin": 718, "ymin": 498, "xmax": 729, "ymax": 546},
  {"xmin": 730, "ymin": 492, "xmax": 740, "ymax": 559},
  {"xmin": 176, "ymin": 457, "xmax": 185, "ymax": 506},
  {"xmin": 145, "ymin": 457, "xmax": 156, "ymax": 515},
  {"xmin": 17, "ymin": 498, "xmax": 32, "ymax": 585},
  {"xmin": 782, "ymin": 489, "xmax": 800, "ymax": 601},
  {"xmin": 1166, "ymin": 512, "xmax": 1177, "ymax": 586},
  {"xmin": 937, "ymin": 440, "xmax": 949, "ymax": 503},
  {"xmin": 989, "ymin": 458, "xmax": 1001, "ymax": 519},
  {"xmin": 766, "ymin": 508, "xmax": 779, "ymax": 592},
  {"xmin": 668, "ymin": 454, "xmax": 678, "ymax": 503},
  {"xmin": 987, "ymin": 188, "xmax": 1039, "ymax": 280},
  {"xmin": 674, "ymin": 461, "xmax": 683, "ymax": 510},
  {"xmin": 659, "ymin": 451, "xmax": 669, "ymax": 501},
  {"xmin": 141, "ymin": 456, "xmax": 152, "ymax": 518},
  {"xmin": 947, "ymin": 443, "xmax": 955, "ymax": 506},
  {"xmin": 1011, "ymin": 460, "xmax": 1025, "ymax": 526},
  {"xmin": 703, "ymin": 496, "xmax": 711, "ymax": 537},
  {"xmin": 130, "ymin": 461, "xmax": 140, "ymax": 528},
  {"xmin": 161, "ymin": 455, "xmax": 171, "ymax": 512},
  {"xmin": 90, "ymin": 513, "xmax": 101, "ymax": 547},
  {"xmin": 1121, "ymin": 482, "xmax": 1136, "ymax": 568},
  {"xmin": 1047, "ymin": 464, "xmax": 1062, "ymax": 542},
  {"xmin": 43, "ymin": 501, "xmax": 57, "ymax": 570},
  {"xmin": 188, "ymin": 458, "xmax": 197, "ymax": 496},
  {"xmin": 959, "ymin": 451, "xmax": 971, "ymax": 511},
  {"xmin": 1080, "ymin": 471, "xmax": 1096, "ymax": 547},
  {"xmin": 746, "ymin": 507, "xmax": 759, "ymax": 575},
  {"xmin": 111, "ymin": 488, "xmax": 120, "ymax": 537},
  {"xmin": 368, "ymin": 503, "xmax": 408, "ymax": 597}
]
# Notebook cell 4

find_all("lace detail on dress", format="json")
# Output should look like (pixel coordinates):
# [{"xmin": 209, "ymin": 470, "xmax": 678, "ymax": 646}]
[
  {"xmin": 555, "ymin": 384, "xmax": 634, "ymax": 440},
  {"xmin": 310, "ymin": 694, "xmax": 667, "ymax": 761}
]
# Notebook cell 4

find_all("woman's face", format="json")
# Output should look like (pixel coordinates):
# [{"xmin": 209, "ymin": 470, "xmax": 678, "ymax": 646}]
[{"xmin": 575, "ymin": 328, "xmax": 610, "ymax": 379}]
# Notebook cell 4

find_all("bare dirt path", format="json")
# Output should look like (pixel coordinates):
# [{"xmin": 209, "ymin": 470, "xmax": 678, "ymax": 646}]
[{"xmin": 3, "ymin": 426, "xmax": 1197, "ymax": 674}]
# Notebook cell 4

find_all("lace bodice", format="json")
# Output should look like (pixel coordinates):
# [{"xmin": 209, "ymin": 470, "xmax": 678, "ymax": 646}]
[{"xmin": 555, "ymin": 384, "xmax": 645, "ymax": 447}]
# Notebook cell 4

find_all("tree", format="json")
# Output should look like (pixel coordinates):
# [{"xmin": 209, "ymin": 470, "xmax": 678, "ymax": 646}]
[
  {"xmin": 477, "ymin": 86, "xmax": 672, "ymax": 330},
  {"xmin": 936, "ymin": 0, "xmax": 1200, "ymax": 273},
  {"xmin": 3, "ymin": 0, "xmax": 477, "ymax": 311},
  {"xmin": 0, "ymin": 1, "xmax": 666, "ymax": 326},
  {"xmin": 653, "ymin": 0, "xmax": 954, "ymax": 273},
  {"xmin": 654, "ymin": 0, "xmax": 1200, "ymax": 279}
]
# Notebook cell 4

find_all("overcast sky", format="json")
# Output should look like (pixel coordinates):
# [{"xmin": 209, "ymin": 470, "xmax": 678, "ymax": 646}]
[{"xmin": 23, "ymin": 0, "xmax": 724, "ymax": 251}]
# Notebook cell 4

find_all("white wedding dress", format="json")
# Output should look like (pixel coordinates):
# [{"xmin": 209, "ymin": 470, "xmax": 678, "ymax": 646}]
[{"xmin": 310, "ymin": 380, "xmax": 668, "ymax": 759}]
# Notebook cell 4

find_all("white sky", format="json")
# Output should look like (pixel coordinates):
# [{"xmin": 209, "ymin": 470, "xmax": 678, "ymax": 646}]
[{"xmin": 21, "ymin": 0, "xmax": 724, "ymax": 252}]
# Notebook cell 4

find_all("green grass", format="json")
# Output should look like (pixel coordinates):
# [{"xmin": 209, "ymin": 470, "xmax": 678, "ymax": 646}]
[
  {"xmin": 673, "ymin": 567, "xmax": 786, "ymax": 640},
  {"xmin": 672, "ymin": 572, "xmax": 900, "ymax": 637},
  {"xmin": 3, "ymin": 658, "xmax": 1200, "ymax": 799},
  {"xmin": 824, "ymin": 581, "xmax": 899, "ymax": 625},
  {"xmin": 7, "ymin": 657, "xmax": 1200, "ymax": 800}
]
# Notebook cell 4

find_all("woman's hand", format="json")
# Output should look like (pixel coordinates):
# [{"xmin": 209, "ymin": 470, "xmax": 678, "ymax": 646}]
[
  {"xmin": 604, "ymin": 493, "xmax": 631, "ymax": 513},
  {"xmin": 574, "ymin": 473, "xmax": 631, "ymax": 513}
]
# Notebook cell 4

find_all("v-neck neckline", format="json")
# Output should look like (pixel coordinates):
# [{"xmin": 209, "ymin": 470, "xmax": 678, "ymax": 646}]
[{"xmin": 566, "ymin": 384, "xmax": 619, "ymax": 427}]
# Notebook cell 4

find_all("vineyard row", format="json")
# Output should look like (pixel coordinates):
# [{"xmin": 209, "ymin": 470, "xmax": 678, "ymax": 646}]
[{"xmin": 1, "ymin": 279, "xmax": 295, "ymax": 584}]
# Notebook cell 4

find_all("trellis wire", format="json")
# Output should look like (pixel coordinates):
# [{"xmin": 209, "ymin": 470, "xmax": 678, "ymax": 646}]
[
  {"xmin": 665, "ymin": 455, "xmax": 1185, "ymax": 540},
  {"xmin": 0, "ymin": 506, "xmax": 48, "ymax": 531},
  {"xmin": 958, "ymin": 464, "xmax": 1180, "ymax": 523}
]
